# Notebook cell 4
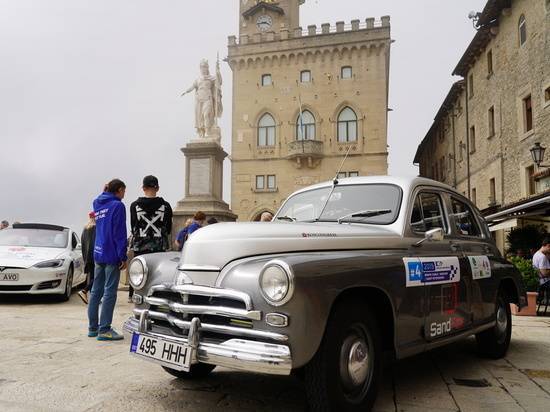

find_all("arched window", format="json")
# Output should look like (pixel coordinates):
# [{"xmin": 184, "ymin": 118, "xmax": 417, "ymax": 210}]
[
  {"xmin": 296, "ymin": 110, "xmax": 316, "ymax": 140},
  {"xmin": 518, "ymin": 14, "xmax": 527, "ymax": 46},
  {"xmin": 258, "ymin": 113, "xmax": 276, "ymax": 146},
  {"xmin": 337, "ymin": 107, "xmax": 358, "ymax": 142}
]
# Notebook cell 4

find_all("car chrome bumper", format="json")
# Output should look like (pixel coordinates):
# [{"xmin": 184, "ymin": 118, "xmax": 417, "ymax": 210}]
[{"xmin": 123, "ymin": 314, "xmax": 292, "ymax": 376}]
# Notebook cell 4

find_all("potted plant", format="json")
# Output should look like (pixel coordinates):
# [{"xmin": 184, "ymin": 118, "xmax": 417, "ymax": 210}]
[{"xmin": 508, "ymin": 256, "xmax": 539, "ymax": 316}]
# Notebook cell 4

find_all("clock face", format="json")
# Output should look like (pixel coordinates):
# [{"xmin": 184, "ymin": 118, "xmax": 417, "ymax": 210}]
[{"xmin": 256, "ymin": 15, "xmax": 273, "ymax": 32}]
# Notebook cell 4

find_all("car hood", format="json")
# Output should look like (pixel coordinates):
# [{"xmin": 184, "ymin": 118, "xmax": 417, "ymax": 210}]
[
  {"xmin": 180, "ymin": 222, "xmax": 404, "ymax": 269},
  {"xmin": 0, "ymin": 246, "xmax": 65, "ymax": 269}
]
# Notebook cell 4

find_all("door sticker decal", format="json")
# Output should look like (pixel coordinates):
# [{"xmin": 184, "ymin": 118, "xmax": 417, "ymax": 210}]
[
  {"xmin": 468, "ymin": 256, "xmax": 491, "ymax": 280},
  {"xmin": 403, "ymin": 257, "xmax": 461, "ymax": 287}
]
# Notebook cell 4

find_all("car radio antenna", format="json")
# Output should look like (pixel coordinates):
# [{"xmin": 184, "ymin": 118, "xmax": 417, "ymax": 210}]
[{"xmin": 333, "ymin": 146, "xmax": 353, "ymax": 185}]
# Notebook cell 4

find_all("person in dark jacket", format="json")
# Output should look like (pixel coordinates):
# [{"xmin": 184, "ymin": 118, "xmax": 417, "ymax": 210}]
[
  {"xmin": 78, "ymin": 211, "xmax": 96, "ymax": 304},
  {"xmin": 128, "ymin": 175, "xmax": 173, "ymax": 302},
  {"xmin": 87, "ymin": 179, "xmax": 128, "ymax": 341}
]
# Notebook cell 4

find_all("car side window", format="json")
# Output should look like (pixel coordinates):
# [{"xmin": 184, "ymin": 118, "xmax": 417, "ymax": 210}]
[
  {"xmin": 410, "ymin": 192, "xmax": 447, "ymax": 234},
  {"xmin": 450, "ymin": 198, "xmax": 482, "ymax": 237}
]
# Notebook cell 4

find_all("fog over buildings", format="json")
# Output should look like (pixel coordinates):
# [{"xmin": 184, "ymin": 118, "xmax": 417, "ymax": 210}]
[{"xmin": 0, "ymin": 0, "xmax": 486, "ymax": 231}]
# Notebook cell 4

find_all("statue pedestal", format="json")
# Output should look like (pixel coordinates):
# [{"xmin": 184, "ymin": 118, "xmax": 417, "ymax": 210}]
[{"xmin": 172, "ymin": 141, "xmax": 237, "ymax": 240}]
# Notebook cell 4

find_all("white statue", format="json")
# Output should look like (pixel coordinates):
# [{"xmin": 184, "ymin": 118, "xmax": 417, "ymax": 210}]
[{"xmin": 181, "ymin": 57, "xmax": 223, "ymax": 140}]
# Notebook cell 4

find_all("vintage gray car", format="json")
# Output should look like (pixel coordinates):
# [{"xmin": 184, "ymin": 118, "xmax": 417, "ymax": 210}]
[{"xmin": 123, "ymin": 176, "xmax": 527, "ymax": 411}]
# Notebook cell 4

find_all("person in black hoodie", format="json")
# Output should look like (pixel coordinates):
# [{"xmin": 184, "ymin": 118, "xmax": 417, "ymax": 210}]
[{"xmin": 129, "ymin": 175, "xmax": 173, "ymax": 302}]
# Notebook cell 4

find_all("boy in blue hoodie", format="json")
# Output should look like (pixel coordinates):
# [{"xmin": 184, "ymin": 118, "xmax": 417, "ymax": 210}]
[{"xmin": 88, "ymin": 179, "xmax": 128, "ymax": 341}]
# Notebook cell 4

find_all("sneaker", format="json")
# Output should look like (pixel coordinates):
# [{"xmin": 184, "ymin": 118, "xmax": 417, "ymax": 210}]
[
  {"xmin": 78, "ymin": 290, "xmax": 88, "ymax": 304},
  {"xmin": 97, "ymin": 329, "xmax": 124, "ymax": 341},
  {"xmin": 88, "ymin": 330, "xmax": 98, "ymax": 338}
]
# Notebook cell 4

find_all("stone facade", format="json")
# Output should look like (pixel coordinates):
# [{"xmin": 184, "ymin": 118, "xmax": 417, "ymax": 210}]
[
  {"xmin": 415, "ymin": 0, "xmax": 550, "ymax": 212},
  {"xmin": 227, "ymin": 0, "xmax": 391, "ymax": 221}
]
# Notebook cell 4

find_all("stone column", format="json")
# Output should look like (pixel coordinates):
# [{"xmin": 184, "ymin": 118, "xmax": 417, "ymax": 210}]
[{"xmin": 172, "ymin": 141, "xmax": 237, "ymax": 245}]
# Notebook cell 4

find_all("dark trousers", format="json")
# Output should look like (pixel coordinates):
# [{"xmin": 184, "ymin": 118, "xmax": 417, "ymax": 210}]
[{"xmin": 84, "ymin": 263, "xmax": 95, "ymax": 293}]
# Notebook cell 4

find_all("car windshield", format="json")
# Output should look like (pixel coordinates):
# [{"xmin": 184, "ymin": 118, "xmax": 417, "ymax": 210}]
[
  {"xmin": 276, "ymin": 184, "xmax": 402, "ymax": 224},
  {"xmin": 0, "ymin": 228, "xmax": 69, "ymax": 248}
]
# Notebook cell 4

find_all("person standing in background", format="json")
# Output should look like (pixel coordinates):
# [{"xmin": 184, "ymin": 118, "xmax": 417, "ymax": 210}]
[
  {"xmin": 0, "ymin": 221, "xmax": 8, "ymax": 230},
  {"xmin": 78, "ymin": 211, "xmax": 96, "ymax": 304},
  {"xmin": 175, "ymin": 218, "xmax": 193, "ymax": 251},
  {"xmin": 129, "ymin": 175, "xmax": 173, "ymax": 302},
  {"xmin": 88, "ymin": 179, "xmax": 128, "ymax": 341}
]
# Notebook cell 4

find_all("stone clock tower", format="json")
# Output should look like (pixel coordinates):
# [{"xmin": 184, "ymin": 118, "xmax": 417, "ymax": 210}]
[
  {"xmin": 228, "ymin": 1, "xmax": 391, "ymax": 221},
  {"xmin": 239, "ymin": 0, "xmax": 304, "ymax": 36}
]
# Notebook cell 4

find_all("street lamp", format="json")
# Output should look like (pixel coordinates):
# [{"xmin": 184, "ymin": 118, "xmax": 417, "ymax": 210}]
[{"xmin": 530, "ymin": 142, "xmax": 550, "ymax": 168}]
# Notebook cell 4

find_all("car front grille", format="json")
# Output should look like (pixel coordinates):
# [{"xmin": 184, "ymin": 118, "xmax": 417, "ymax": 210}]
[{"xmin": 139, "ymin": 284, "xmax": 287, "ymax": 343}]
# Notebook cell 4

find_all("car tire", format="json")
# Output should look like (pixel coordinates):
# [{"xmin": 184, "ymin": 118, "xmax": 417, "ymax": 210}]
[
  {"xmin": 58, "ymin": 266, "xmax": 74, "ymax": 302},
  {"xmin": 475, "ymin": 289, "xmax": 511, "ymax": 359},
  {"xmin": 162, "ymin": 363, "xmax": 216, "ymax": 380},
  {"xmin": 304, "ymin": 300, "xmax": 382, "ymax": 412}
]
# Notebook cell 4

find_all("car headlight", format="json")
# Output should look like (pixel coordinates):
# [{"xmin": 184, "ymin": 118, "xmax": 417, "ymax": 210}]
[
  {"xmin": 259, "ymin": 260, "xmax": 294, "ymax": 306},
  {"xmin": 34, "ymin": 259, "xmax": 65, "ymax": 269},
  {"xmin": 129, "ymin": 257, "xmax": 148, "ymax": 290}
]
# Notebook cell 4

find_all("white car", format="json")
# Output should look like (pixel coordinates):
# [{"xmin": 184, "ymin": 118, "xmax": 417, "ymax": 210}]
[{"xmin": 0, "ymin": 223, "xmax": 86, "ymax": 301}]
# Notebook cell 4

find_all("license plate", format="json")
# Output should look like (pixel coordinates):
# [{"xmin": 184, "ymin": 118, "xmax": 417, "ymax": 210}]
[
  {"xmin": 130, "ymin": 333, "xmax": 192, "ymax": 371},
  {"xmin": 1, "ymin": 273, "xmax": 18, "ymax": 281}
]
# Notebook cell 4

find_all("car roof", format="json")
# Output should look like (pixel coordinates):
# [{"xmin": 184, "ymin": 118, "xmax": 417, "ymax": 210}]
[
  {"xmin": 288, "ymin": 175, "xmax": 456, "ymax": 197},
  {"xmin": 12, "ymin": 223, "xmax": 68, "ymax": 232}
]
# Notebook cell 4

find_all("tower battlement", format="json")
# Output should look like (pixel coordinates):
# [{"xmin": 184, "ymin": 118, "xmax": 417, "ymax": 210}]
[{"xmin": 229, "ymin": 16, "xmax": 390, "ymax": 47}]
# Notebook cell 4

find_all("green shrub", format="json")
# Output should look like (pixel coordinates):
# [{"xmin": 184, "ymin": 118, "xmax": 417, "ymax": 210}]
[{"xmin": 508, "ymin": 256, "xmax": 540, "ymax": 292}]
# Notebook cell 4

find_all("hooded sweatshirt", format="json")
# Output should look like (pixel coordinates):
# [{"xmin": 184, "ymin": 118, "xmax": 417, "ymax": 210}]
[
  {"xmin": 93, "ymin": 192, "xmax": 128, "ymax": 265},
  {"xmin": 130, "ymin": 197, "xmax": 173, "ymax": 253}
]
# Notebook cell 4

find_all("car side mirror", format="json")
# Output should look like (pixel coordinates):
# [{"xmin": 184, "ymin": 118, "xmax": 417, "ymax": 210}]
[{"xmin": 414, "ymin": 228, "xmax": 444, "ymax": 246}]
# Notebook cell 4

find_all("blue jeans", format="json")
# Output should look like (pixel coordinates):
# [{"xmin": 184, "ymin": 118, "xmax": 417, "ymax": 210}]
[{"xmin": 88, "ymin": 263, "xmax": 120, "ymax": 334}]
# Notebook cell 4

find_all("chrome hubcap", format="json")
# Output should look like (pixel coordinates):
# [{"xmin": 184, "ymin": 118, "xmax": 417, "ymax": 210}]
[
  {"xmin": 496, "ymin": 303, "xmax": 508, "ymax": 341},
  {"xmin": 340, "ymin": 333, "xmax": 371, "ymax": 392},
  {"xmin": 348, "ymin": 340, "xmax": 369, "ymax": 386}
]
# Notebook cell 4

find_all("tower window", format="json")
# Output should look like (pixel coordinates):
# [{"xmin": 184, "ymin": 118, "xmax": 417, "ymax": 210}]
[
  {"xmin": 337, "ymin": 107, "xmax": 358, "ymax": 142},
  {"xmin": 523, "ymin": 95, "xmax": 533, "ymax": 132},
  {"xmin": 487, "ymin": 50, "xmax": 493, "ymax": 75},
  {"xmin": 469, "ymin": 126, "xmax": 476, "ymax": 153},
  {"xmin": 519, "ymin": 15, "xmax": 527, "ymax": 46},
  {"xmin": 261, "ymin": 74, "xmax": 272, "ymax": 86},
  {"xmin": 468, "ymin": 73, "xmax": 474, "ymax": 97},
  {"xmin": 341, "ymin": 66, "xmax": 353, "ymax": 79},
  {"xmin": 300, "ymin": 70, "xmax": 311, "ymax": 83},
  {"xmin": 488, "ymin": 106, "xmax": 495, "ymax": 137},
  {"xmin": 296, "ymin": 110, "xmax": 316, "ymax": 140},
  {"xmin": 258, "ymin": 113, "xmax": 276, "ymax": 146}
]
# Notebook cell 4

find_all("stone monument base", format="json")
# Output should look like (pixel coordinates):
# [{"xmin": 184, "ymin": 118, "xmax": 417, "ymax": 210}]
[{"xmin": 172, "ymin": 140, "xmax": 237, "ymax": 245}]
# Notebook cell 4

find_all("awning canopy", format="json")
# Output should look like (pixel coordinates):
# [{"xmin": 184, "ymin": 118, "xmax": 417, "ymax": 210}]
[{"xmin": 485, "ymin": 193, "xmax": 550, "ymax": 223}]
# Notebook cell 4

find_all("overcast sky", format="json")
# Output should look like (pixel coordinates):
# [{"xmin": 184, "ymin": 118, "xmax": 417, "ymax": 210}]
[{"xmin": 0, "ymin": 0, "xmax": 486, "ymax": 231}]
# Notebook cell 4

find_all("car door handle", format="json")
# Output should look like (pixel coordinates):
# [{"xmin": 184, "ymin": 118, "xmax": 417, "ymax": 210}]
[
  {"xmin": 450, "ymin": 244, "xmax": 461, "ymax": 252},
  {"xmin": 483, "ymin": 245, "xmax": 492, "ymax": 255}
]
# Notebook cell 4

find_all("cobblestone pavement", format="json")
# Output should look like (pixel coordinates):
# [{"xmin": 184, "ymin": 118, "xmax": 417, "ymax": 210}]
[{"xmin": 1, "ymin": 292, "xmax": 549, "ymax": 411}]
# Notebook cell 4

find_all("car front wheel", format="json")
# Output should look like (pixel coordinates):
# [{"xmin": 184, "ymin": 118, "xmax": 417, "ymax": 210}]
[
  {"xmin": 304, "ymin": 300, "xmax": 382, "ymax": 412},
  {"xmin": 162, "ymin": 363, "xmax": 216, "ymax": 380},
  {"xmin": 58, "ymin": 266, "xmax": 73, "ymax": 302},
  {"xmin": 476, "ymin": 289, "xmax": 511, "ymax": 359}
]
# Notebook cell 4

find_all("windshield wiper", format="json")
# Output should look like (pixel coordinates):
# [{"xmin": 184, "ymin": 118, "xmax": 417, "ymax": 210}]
[
  {"xmin": 337, "ymin": 209, "xmax": 392, "ymax": 224},
  {"xmin": 276, "ymin": 216, "xmax": 296, "ymax": 222}
]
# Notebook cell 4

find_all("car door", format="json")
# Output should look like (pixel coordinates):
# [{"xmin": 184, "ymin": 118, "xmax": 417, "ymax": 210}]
[
  {"xmin": 406, "ymin": 189, "xmax": 472, "ymax": 342},
  {"xmin": 448, "ymin": 196, "xmax": 497, "ymax": 324}
]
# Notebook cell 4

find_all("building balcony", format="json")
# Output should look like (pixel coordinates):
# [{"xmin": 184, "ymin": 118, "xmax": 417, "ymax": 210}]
[{"xmin": 286, "ymin": 140, "xmax": 324, "ymax": 169}]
